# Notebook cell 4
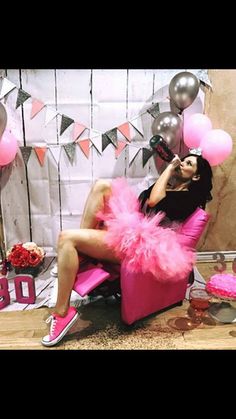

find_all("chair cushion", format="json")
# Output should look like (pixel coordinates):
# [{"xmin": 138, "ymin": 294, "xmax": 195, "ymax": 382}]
[{"xmin": 73, "ymin": 266, "xmax": 110, "ymax": 297}]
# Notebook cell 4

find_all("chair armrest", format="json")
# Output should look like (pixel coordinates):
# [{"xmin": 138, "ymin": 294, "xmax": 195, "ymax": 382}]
[{"xmin": 177, "ymin": 207, "xmax": 210, "ymax": 249}]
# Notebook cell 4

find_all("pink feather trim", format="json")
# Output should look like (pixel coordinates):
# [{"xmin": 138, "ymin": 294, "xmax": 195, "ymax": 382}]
[{"xmin": 96, "ymin": 177, "xmax": 195, "ymax": 282}]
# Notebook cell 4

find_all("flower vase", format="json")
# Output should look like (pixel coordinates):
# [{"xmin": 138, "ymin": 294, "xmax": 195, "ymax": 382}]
[{"xmin": 14, "ymin": 265, "xmax": 42, "ymax": 278}]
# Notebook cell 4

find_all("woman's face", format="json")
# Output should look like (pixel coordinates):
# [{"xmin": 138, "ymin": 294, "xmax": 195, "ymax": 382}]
[{"xmin": 175, "ymin": 156, "xmax": 198, "ymax": 180}]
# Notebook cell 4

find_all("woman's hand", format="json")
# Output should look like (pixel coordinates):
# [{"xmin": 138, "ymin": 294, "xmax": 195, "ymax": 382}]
[{"xmin": 167, "ymin": 155, "xmax": 182, "ymax": 175}]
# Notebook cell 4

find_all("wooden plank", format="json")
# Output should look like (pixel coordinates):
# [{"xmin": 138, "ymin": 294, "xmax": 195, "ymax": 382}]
[
  {"xmin": 55, "ymin": 70, "xmax": 92, "ymax": 230},
  {"xmin": 126, "ymin": 70, "xmax": 154, "ymax": 188},
  {"xmin": 1, "ymin": 70, "xmax": 30, "ymax": 248},
  {"xmin": 92, "ymin": 69, "xmax": 127, "ymax": 180}
]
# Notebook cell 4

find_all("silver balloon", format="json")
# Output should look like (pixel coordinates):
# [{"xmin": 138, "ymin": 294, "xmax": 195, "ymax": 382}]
[
  {"xmin": 169, "ymin": 71, "xmax": 200, "ymax": 111},
  {"xmin": 151, "ymin": 111, "xmax": 183, "ymax": 149},
  {"xmin": 0, "ymin": 103, "xmax": 7, "ymax": 138}
]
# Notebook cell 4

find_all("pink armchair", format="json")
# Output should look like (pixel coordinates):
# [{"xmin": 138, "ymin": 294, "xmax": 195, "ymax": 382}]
[{"xmin": 73, "ymin": 207, "xmax": 210, "ymax": 325}]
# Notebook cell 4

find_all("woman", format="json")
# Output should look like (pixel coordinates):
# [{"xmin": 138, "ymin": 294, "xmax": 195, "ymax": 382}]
[{"xmin": 41, "ymin": 153, "xmax": 213, "ymax": 347}]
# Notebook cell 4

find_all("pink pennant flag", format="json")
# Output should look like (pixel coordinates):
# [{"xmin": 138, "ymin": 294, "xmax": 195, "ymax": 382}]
[
  {"xmin": 115, "ymin": 140, "xmax": 127, "ymax": 158},
  {"xmin": 73, "ymin": 122, "xmax": 87, "ymax": 141},
  {"xmin": 34, "ymin": 147, "xmax": 47, "ymax": 166},
  {"xmin": 31, "ymin": 99, "xmax": 45, "ymax": 119},
  {"xmin": 117, "ymin": 122, "xmax": 132, "ymax": 142},
  {"xmin": 78, "ymin": 139, "xmax": 90, "ymax": 159}
]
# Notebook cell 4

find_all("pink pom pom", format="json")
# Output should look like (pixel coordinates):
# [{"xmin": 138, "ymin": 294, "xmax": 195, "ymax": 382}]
[{"xmin": 206, "ymin": 273, "xmax": 236, "ymax": 299}]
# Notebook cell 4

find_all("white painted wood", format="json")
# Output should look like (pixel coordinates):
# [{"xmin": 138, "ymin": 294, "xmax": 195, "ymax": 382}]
[
  {"xmin": 92, "ymin": 70, "xmax": 127, "ymax": 180},
  {"xmin": 55, "ymin": 70, "xmax": 92, "ymax": 232},
  {"xmin": 0, "ymin": 69, "xmax": 205, "ymax": 253},
  {"xmin": 1, "ymin": 70, "xmax": 30, "ymax": 248}
]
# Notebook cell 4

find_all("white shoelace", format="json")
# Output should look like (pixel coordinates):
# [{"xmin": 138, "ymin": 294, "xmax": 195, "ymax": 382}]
[{"xmin": 45, "ymin": 315, "xmax": 57, "ymax": 335}]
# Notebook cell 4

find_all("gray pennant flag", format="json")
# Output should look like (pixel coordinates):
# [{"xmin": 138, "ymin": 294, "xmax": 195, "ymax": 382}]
[
  {"xmin": 142, "ymin": 148, "xmax": 154, "ymax": 167},
  {"xmin": 20, "ymin": 146, "xmax": 32, "ymax": 165},
  {"xmin": 16, "ymin": 89, "xmax": 31, "ymax": 109},
  {"xmin": 147, "ymin": 103, "xmax": 160, "ymax": 118},
  {"xmin": 105, "ymin": 128, "xmax": 118, "ymax": 148},
  {"xmin": 63, "ymin": 142, "xmax": 76, "ymax": 164},
  {"xmin": 102, "ymin": 134, "xmax": 111, "ymax": 152},
  {"xmin": 60, "ymin": 115, "xmax": 74, "ymax": 135}
]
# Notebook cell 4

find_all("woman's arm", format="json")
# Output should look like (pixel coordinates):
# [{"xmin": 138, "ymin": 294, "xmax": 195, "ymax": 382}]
[{"xmin": 147, "ymin": 156, "xmax": 181, "ymax": 207}]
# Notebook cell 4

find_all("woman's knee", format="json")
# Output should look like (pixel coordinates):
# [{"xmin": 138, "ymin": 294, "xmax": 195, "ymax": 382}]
[
  {"xmin": 58, "ymin": 230, "xmax": 75, "ymax": 249},
  {"xmin": 93, "ymin": 179, "xmax": 111, "ymax": 194}
]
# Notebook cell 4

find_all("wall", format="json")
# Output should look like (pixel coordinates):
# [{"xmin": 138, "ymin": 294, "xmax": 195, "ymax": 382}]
[
  {"xmin": 0, "ymin": 69, "xmax": 205, "ymax": 254},
  {"xmin": 198, "ymin": 69, "xmax": 236, "ymax": 251}
]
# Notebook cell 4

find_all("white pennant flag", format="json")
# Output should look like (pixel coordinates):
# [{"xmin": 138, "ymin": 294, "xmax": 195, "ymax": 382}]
[
  {"xmin": 128, "ymin": 145, "xmax": 140, "ymax": 166},
  {"xmin": 195, "ymin": 69, "xmax": 213, "ymax": 88},
  {"xmin": 90, "ymin": 133, "xmax": 103, "ymax": 154},
  {"xmin": 49, "ymin": 145, "xmax": 61, "ymax": 165},
  {"xmin": 130, "ymin": 116, "xmax": 144, "ymax": 136},
  {"xmin": 45, "ymin": 106, "xmax": 58, "ymax": 126},
  {"xmin": 0, "ymin": 78, "xmax": 17, "ymax": 99}
]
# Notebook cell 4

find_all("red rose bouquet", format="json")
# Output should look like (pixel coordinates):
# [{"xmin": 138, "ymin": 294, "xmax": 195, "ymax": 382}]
[{"xmin": 7, "ymin": 242, "xmax": 45, "ymax": 275}]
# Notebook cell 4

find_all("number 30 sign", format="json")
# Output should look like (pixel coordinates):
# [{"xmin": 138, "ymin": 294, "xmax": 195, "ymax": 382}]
[{"xmin": 0, "ymin": 275, "xmax": 36, "ymax": 309}]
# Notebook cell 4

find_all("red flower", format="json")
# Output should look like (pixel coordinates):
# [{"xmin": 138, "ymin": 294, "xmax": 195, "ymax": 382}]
[
  {"xmin": 28, "ymin": 251, "xmax": 41, "ymax": 266},
  {"xmin": 7, "ymin": 242, "xmax": 45, "ymax": 269}
]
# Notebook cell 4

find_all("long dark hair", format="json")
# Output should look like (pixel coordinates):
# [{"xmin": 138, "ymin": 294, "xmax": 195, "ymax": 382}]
[{"xmin": 182, "ymin": 154, "xmax": 213, "ymax": 209}]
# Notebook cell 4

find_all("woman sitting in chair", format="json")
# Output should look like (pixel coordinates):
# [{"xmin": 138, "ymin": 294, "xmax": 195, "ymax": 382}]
[{"xmin": 41, "ymin": 153, "xmax": 213, "ymax": 347}]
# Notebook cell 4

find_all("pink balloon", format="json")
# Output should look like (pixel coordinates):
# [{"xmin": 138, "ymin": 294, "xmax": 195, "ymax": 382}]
[
  {"xmin": 0, "ymin": 129, "xmax": 18, "ymax": 165},
  {"xmin": 201, "ymin": 129, "xmax": 233, "ymax": 166},
  {"xmin": 183, "ymin": 113, "xmax": 212, "ymax": 148}
]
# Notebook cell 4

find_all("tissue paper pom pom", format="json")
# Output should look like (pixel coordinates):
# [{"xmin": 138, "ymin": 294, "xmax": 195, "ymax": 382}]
[{"xmin": 206, "ymin": 273, "xmax": 236, "ymax": 299}]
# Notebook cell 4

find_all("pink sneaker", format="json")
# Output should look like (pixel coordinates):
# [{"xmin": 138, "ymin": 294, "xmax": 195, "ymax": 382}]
[{"xmin": 41, "ymin": 306, "xmax": 79, "ymax": 347}]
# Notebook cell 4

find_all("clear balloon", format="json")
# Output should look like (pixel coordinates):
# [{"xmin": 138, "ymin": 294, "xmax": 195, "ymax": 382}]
[
  {"xmin": 201, "ymin": 129, "xmax": 233, "ymax": 166},
  {"xmin": 0, "ymin": 129, "xmax": 18, "ymax": 166},
  {"xmin": 169, "ymin": 71, "xmax": 200, "ymax": 111},
  {"xmin": 0, "ymin": 103, "xmax": 7, "ymax": 138},
  {"xmin": 183, "ymin": 113, "xmax": 212, "ymax": 148},
  {"xmin": 151, "ymin": 111, "xmax": 183, "ymax": 149}
]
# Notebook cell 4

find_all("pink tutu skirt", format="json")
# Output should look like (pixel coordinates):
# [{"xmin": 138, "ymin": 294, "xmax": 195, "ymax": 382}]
[{"xmin": 96, "ymin": 177, "xmax": 195, "ymax": 282}]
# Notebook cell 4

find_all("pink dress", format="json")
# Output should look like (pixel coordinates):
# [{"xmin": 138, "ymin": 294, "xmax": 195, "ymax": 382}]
[{"xmin": 96, "ymin": 178, "xmax": 195, "ymax": 283}]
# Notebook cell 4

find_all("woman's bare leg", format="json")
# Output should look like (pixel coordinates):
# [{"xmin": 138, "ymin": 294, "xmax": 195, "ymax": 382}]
[
  {"xmin": 52, "ymin": 179, "xmax": 111, "ymax": 275},
  {"xmin": 55, "ymin": 228, "xmax": 119, "ymax": 317},
  {"xmin": 80, "ymin": 179, "xmax": 112, "ymax": 229}
]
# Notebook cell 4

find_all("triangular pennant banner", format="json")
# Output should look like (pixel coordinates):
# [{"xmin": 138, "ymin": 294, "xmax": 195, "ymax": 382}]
[
  {"xmin": 115, "ymin": 140, "xmax": 127, "ymax": 159},
  {"xmin": 117, "ymin": 122, "xmax": 132, "ymax": 142},
  {"xmin": 45, "ymin": 107, "xmax": 58, "ymax": 126},
  {"xmin": 34, "ymin": 147, "xmax": 47, "ymax": 166},
  {"xmin": 128, "ymin": 146, "xmax": 141, "ymax": 166},
  {"xmin": 91, "ymin": 134, "xmax": 103, "ymax": 154},
  {"xmin": 60, "ymin": 115, "xmax": 74, "ymax": 135},
  {"xmin": 73, "ymin": 122, "xmax": 87, "ymax": 141},
  {"xmin": 0, "ymin": 78, "xmax": 17, "ymax": 99},
  {"xmin": 31, "ymin": 99, "xmax": 45, "ymax": 119},
  {"xmin": 102, "ymin": 134, "xmax": 111, "ymax": 152},
  {"xmin": 142, "ymin": 148, "xmax": 154, "ymax": 167},
  {"xmin": 105, "ymin": 128, "xmax": 118, "ymax": 148},
  {"xmin": 147, "ymin": 103, "xmax": 160, "ymax": 118},
  {"xmin": 78, "ymin": 139, "xmax": 90, "ymax": 159},
  {"xmin": 49, "ymin": 145, "xmax": 61, "ymax": 165},
  {"xmin": 20, "ymin": 146, "xmax": 32, "ymax": 165},
  {"xmin": 16, "ymin": 89, "xmax": 31, "ymax": 109},
  {"xmin": 195, "ymin": 69, "xmax": 213, "ymax": 89},
  {"xmin": 63, "ymin": 142, "xmax": 76, "ymax": 164},
  {"xmin": 130, "ymin": 116, "xmax": 144, "ymax": 136}
]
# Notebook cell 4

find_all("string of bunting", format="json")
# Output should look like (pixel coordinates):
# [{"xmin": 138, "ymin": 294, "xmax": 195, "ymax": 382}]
[{"xmin": 0, "ymin": 71, "xmax": 211, "ymax": 168}]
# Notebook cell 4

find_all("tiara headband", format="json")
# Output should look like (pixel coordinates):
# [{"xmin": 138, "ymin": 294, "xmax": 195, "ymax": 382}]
[{"xmin": 189, "ymin": 147, "xmax": 202, "ymax": 156}]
